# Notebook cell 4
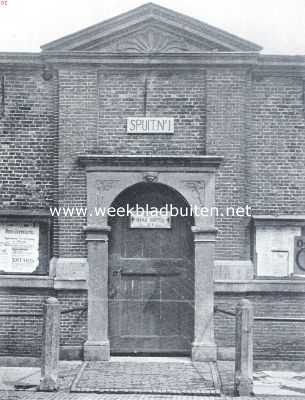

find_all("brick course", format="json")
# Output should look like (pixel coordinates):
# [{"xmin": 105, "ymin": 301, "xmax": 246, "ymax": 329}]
[
  {"xmin": 215, "ymin": 293, "xmax": 305, "ymax": 360},
  {"xmin": 98, "ymin": 70, "xmax": 206, "ymax": 155},
  {"xmin": 0, "ymin": 69, "xmax": 56, "ymax": 210},
  {"xmin": 248, "ymin": 76, "xmax": 305, "ymax": 215},
  {"xmin": 1, "ymin": 66, "xmax": 304, "ymax": 261},
  {"xmin": 206, "ymin": 68, "xmax": 250, "ymax": 260},
  {"xmin": 0, "ymin": 289, "xmax": 87, "ymax": 357},
  {"xmin": 0, "ymin": 290, "xmax": 304, "ymax": 360}
]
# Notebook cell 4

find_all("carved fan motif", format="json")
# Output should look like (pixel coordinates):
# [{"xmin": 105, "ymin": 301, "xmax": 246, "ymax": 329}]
[{"xmin": 115, "ymin": 29, "xmax": 190, "ymax": 53}]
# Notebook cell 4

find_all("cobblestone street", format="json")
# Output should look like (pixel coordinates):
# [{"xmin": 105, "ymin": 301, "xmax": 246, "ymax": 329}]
[{"xmin": 1, "ymin": 360, "xmax": 305, "ymax": 400}]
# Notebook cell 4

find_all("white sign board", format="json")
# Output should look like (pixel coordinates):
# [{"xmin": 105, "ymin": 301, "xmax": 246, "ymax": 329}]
[
  {"xmin": 256, "ymin": 225, "xmax": 301, "ymax": 277},
  {"xmin": 130, "ymin": 211, "xmax": 171, "ymax": 229},
  {"xmin": 0, "ymin": 223, "xmax": 39, "ymax": 273},
  {"xmin": 127, "ymin": 117, "xmax": 174, "ymax": 134}
]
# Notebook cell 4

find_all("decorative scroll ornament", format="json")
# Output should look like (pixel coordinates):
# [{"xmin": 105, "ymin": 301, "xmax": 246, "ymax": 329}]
[
  {"xmin": 95, "ymin": 179, "xmax": 119, "ymax": 206},
  {"xmin": 115, "ymin": 28, "xmax": 190, "ymax": 53},
  {"xmin": 183, "ymin": 180, "xmax": 205, "ymax": 206}
]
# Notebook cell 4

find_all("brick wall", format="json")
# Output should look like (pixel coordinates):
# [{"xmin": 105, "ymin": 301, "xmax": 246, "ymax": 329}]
[
  {"xmin": 56, "ymin": 68, "xmax": 206, "ymax": 257},
  {"xmin": 98, "ymin": 70, "xmax": 206, "ymax": 155},
  {"xmin": 215, "ymin": 292, "xmax": 305, "ymax": 360},
  {"xmin": 2, "ymin": 66, "xmax": 303, "ymax": 262},
  {"xmin": 248, "ymin": 75, "xmax": 305, "ymax": 215},
  {"xmin": 0, "ymin": 288, "xmax": 51, "ymax": 357},
  {"xmin": 0, "ymin": 289, "xmax": 87, "ymax": 357},
  {"xmin": 0, "ymin": 68, "xmax": 56, "ymax": 210},
  {"xmin": 1, "ymin": 289, "xmax": 304, "ymax": 360},
  {"xmin": 58, "ymin": 291, "xmax": 87, "ymax": 348},
  {"xmin": 56, "ymin": 67, "xmax": 98, "ymax": 257},
  {"xmin": 207, "ymin": 70, "xmax": 305, "ymax": 260},
  {"xmin": 206, "ymin": 68, "xmax": 250, "ymax": 260}
]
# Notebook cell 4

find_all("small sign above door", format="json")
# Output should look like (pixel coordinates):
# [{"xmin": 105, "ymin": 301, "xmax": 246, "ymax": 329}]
[
  {"xmin": 127, "ymin": 117, "xmax": 174, "ymax": 134},
  {"xmin": 130, "ymin": 211, "xmax": 171, "ymax": 229}
]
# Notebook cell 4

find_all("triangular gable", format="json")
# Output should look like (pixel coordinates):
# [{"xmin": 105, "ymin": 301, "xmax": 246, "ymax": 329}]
[{"xmin": 41, "ymin": 3, "xmax": 262, "ymax": 53}]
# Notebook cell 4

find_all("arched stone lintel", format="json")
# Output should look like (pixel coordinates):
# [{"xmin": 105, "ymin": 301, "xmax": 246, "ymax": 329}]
[{"xmin": 87, "ymin": 171, "xmax": 216, "ymax": 228}]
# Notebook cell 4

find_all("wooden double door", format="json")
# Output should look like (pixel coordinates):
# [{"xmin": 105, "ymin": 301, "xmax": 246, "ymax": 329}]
[{"xmin": 108, "ymin": 183, "xmax": 194, "ymax": 355}]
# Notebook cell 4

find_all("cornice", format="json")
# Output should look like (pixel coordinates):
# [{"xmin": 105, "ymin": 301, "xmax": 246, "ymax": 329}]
[
  {"xmin": 215, "ymin": 280, "xmax": 305, "ymax": 293},
  {"xmin": 79, "ymin": 154, "xmax": 223, "ymax": 170},
  {"xmin": 0, "ymin": 208, "xmax": 50, "ymax": 222},
  {"xmin": 0, "ymin": 51, "xmax": 304, "ymax": 79},
  {"xmin": 254, "ymin": 54, "xmax": 305, "ymax": 78},
  {"xmin": 0, "ymin": 52, "xmax": 43, "ymax": 67},
  {"xmin": 253, "ymin": 215, "xmax": 305, "ymax": 227},
  {"xmin": 40, "ymin": 51, "xmax": 260, "ymax": 67}
]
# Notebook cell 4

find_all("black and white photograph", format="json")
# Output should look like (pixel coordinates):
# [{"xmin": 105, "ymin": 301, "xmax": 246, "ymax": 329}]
[{"xmin": 0, "ymin": 0, "xmax": 305, "ymax": 399}]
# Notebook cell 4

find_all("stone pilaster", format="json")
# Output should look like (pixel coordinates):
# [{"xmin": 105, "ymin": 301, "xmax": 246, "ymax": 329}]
[
  {"xmin": 84, "ymin": 225, "xmax": 111, "ymax": 361},
  {"xmin": 192, "ymin": 226, "xmax": 217, "ymax": 361}
]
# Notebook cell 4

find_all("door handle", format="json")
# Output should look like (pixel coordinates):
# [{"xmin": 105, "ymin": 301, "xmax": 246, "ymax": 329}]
[{"xmin": 109, "ymin": 285, "xmax": 117, "ymax": 299}]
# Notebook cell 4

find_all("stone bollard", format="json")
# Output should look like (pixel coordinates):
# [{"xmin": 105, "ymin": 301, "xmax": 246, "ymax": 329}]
[
  {"xmin": 234, "ymin": 299, "xmax": 254, "ymax": 397},
  {"xmin": 39, "ymin": 297, "xmax": 61, "ymax": 391}
]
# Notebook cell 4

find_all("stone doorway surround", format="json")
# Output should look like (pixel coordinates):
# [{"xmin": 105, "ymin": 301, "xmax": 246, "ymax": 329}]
[{"xmin": 79, "ymin": 155, "xmax": 222, "ymax": 362}]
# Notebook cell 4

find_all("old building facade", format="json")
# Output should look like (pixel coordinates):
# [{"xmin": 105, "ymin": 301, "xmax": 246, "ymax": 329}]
[{"xmin": 0, "ymin": 3, "xmax": 305, "ymax": 362}]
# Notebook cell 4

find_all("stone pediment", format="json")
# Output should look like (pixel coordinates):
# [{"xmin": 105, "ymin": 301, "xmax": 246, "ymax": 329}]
[{"xmin": 41, "ymin": 3, "xmax": 262, "ymax": 53}]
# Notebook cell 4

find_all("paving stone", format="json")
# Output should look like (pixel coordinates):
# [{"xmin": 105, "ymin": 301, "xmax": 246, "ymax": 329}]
[
  {"xmin": 2, "ymin": 390, "xmax": 305, "ymax": 400},
  {"xmin": 71, "ymin": 361, "xmax": 221, "ymax": 396}
]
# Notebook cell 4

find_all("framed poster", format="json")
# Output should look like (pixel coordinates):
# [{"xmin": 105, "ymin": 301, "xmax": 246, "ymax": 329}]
[{"xmin": 0, "ymin": 222, "xmax": 39, "ymax": 273}]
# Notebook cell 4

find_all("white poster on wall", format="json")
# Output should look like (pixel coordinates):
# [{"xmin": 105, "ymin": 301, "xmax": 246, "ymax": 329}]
[
  {"xmin": 256, "ymin": 225, "xmax": 301, "ymax": 277},
  {"xmin": 0, "ymin": 223, "xmax": 39, "ymax": 273}
]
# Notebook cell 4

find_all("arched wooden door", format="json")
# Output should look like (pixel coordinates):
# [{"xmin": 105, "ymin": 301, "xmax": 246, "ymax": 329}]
[{"xmin": 108, "ymin": 183, "xmax": 194, "ymax": 355}]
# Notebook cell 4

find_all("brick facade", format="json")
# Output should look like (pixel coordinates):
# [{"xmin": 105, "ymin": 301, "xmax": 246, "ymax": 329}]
[
  {"xmin": 0, "ymin": 68, "xmax": 56, "ymax": 210},
  {"xmin": 215, "ymin": 293, "xmax": 305, "ymax": 360},
  {"xmin": 98, "ymin": 70, "xmax": 206, "ymax": 155},
  {"xmin": 1, "ymin": 66, "xmax": 304, "ymax": 263},
  {"xmin": 249, "ymin": 75, "xmax": 305, "ymax": 215},
  {"xmin": 0, "ymin": 3, "xmax": 305, "ymax": 362},
  {"xmin": 1, "ymin": 289, "xmax": 304, "ymax": 361},
  {"xmin": 206, "ymin": 68, "xmax": 250, "ymax": 260}
]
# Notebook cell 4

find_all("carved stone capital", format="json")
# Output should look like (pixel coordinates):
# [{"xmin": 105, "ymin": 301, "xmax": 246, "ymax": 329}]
[{"xmin": 192, "ymin": 226, "xmax": 217, "ymax": 242}]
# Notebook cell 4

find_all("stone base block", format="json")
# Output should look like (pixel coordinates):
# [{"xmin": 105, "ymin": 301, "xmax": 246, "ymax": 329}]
[
  {"xmin": 39, "ymin": 376, "xmax": 58, "ymax": 392},
  {"xmin": 214, "ymin": 260, "xmax": 254, "ymax": 280},
  {"xmin": 192, "ymin": 342, "xmax": 217, "ymax": 361},
  {"xmin": 234, "ymin": 375, "xmax": 253, "ymax": 397},
  {"xmin": 84, "ymin": 340, "xmax": 110, "ymax": 361}
]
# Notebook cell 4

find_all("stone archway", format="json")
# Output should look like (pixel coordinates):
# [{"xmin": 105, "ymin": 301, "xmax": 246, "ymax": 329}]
[
  {"xmin": 80, "ymin": 155, "xmax": 222, "ymax": 361},
  {"xmin": 108, "ymin": 181, "xmax": 194, "ymax": 355}
]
